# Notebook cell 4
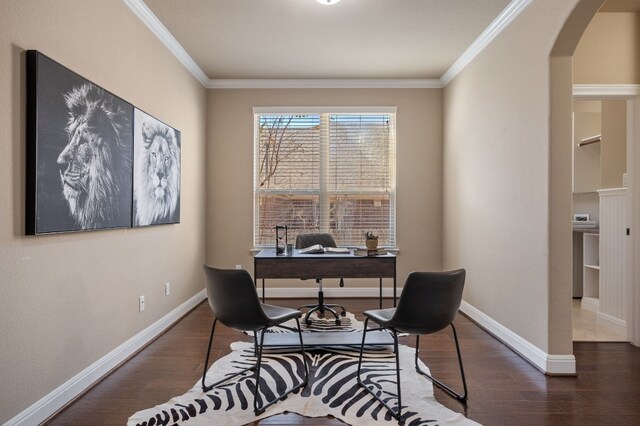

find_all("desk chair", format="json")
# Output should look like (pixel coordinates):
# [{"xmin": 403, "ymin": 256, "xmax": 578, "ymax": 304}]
[
  {"xmin": 201, "ymin": 265, "xmax": 309, "ymax": 415},
  {"xmin": 356, "ymin": 269, "xmax": 467, "ymax": 424},
  {"xmin": 295, "ymin": 233, "xmax": 346, "ymax": 326}
]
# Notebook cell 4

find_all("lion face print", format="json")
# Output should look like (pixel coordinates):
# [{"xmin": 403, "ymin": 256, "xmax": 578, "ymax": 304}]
[
  {"xmin": 56, "ymin": 84, "xmax": 131, "ymax": 229},
  {"xmin": 134, "ymin": 116, "xmax": 180, "ymax": 226}
]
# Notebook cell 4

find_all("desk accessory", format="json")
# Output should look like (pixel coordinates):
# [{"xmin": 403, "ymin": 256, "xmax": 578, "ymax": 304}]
[{"xmin": 274, "ymin": 225, "xmax": 288, "ymax": 255}]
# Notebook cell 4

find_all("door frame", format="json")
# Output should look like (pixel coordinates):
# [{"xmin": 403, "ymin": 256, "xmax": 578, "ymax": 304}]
[{"xmin": 573, "ymin": 84, "xmax": 640, "ymax": 345}]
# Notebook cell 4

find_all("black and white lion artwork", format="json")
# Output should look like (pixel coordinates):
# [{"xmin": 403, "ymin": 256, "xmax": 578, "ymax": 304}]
[
  {"xmin": 56, "ymin": 83, "xmax": 132, "ymax": 230},
  {"xmin": 133, "ymin": 110, "xmax": 181, "ymax": 226}
]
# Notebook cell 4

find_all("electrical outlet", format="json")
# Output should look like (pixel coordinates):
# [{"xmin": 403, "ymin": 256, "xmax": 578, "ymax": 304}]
[
  {"xmin": 139, "ymin": 295, "xmax": 145, "ymax": 312},
  {"xmin": 165, "ymin": 282, "xmax": 171, "ymax": 296},
  {"xmin": 235, "ymin": 264, "xmax": 242, "ymax": 270}
]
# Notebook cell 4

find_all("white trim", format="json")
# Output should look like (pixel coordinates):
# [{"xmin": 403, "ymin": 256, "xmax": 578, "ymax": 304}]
[
  {"xmin": 597, "ymin": 312, "xmax": 627, "ymax": 336},
  {"xmin": 581, "ymin": 296, "xmax": 600, "ymax": 313},
  {"xmin": 625, "ymin": 98, "xmax": 636, "ymax": 345},
  {"xmin": 263, "ymin": 286, "xmax": 401, "ymax": 299},
  {"xmin": 597, "ymin": 187, "xmax": 627, "ymax": 197},
  {"xmin": 440, "ymin": 0, "xmax": 534, "ymax": 86},
  {"xmin": 460, "ymin": 301, "xmax": 576, "ymax": 374},
  {"xmin": 5, "ymin": 290, "xmax": 207, "ymax": 426},
  {"xmin": 122, "ymin": 0, "xmax": 209, "ymax": 86},
  {"xmin": 574, "ymin": 92, "xmax": 640, "ymax": 346},
  {"xmin": 209, "ymin": 79, "xmax": 442, "ymax": 89},
  {"xmin": 123, "ymin": 0, "xmax": 530, "ymax": 89},
  {"xmin": 573, "ymin": 84, "xmax": 640, "ymax": 98},
  {"xmin": 252, "ymin": 106, "xmax": 398, "ymax": 114},
  {"xmin": 631, "ymin": 97, "xmax": 640, "ymax": 346}
]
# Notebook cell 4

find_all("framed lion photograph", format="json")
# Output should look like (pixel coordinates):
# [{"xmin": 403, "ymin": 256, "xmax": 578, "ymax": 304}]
[
  {"xmin": 132, "ymin": 109, "xmax": 181, "ymax": 227},
  {"xmin": 26, "ymin": 50, "xmax": 134, "ymax": 234}
]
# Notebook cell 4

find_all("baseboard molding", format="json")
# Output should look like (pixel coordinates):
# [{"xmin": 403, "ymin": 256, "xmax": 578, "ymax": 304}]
[
  {"xmin": 5, "ymin": 289, "xmax": 207, "ymax": 426},
  {"xmin": 597, "ymin": 312, "xmax": 627, "ymax": 336},
  {"xmin": 581, "ymin": 297, "xmax": 599, "ymax": 313},
  {"xmin": 460, "ymin": 301, "xmax": 576, "ymax": 375},
  {"xmin": 262, "ymin": 286, "xmax": 403, "ymax": 299}
]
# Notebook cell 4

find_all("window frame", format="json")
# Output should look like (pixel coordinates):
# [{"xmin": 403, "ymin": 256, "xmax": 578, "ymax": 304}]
[{"xmin": 253, "ymin": 106, "xmax": 397, "ymax": 249}]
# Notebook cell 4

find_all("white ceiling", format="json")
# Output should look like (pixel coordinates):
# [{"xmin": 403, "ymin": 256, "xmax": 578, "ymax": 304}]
[
  {"xmin": 140, "ymin": 0, "xmax": 512, "ymax": 83},
  {"xmin": 129, "ymin": 0, "xmax": 640, "ymax": 87}
]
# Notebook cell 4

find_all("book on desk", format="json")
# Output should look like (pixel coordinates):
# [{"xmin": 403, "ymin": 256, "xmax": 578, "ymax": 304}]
[
  {"xmin": 298, "ymin": 244, "xmax": 350, "ymax": 254},
  {"xmin": 353, "ymin": 248, "xmax": 388, "ymax": 256}
]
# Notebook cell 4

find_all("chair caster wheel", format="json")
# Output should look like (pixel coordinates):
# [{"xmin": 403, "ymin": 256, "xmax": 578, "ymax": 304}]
[
  {"xmin": 335, "ymin": 319, "xmax": 341, "ymax": 326},
  {"xmin": 340, "ymin": 311, "xmax": 346, "ymax": 317}
]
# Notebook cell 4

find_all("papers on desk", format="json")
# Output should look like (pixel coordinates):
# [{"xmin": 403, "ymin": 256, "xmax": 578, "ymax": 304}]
[
  {"xmin": 354, "ymin": 248, "xmax": 388, "ymax": 256},
  {"xmin": 299, "ymin": 244, "xmax": 350, "ymax": 254}
]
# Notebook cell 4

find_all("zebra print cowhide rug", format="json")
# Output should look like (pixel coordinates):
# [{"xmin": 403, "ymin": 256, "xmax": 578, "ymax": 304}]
[{"xmin": 128, "ymin": 313, "xmax": 478, "ymax": 426}]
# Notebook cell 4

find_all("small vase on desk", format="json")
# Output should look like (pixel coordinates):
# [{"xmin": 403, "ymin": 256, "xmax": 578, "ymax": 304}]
[{"xmin": 366, "ymin": 238, "xmax": 378, "ymax": 250}]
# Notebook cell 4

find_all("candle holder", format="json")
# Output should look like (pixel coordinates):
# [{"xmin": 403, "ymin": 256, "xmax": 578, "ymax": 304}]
[{"xmin": 274, "ymin": 225, "xmax": 288, "ymax": 255}]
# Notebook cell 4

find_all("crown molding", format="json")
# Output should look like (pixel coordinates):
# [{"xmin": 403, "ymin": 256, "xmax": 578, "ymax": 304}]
[
  {"xmin": 206, "ymin": 78, "xmax": 442, "ymax": 89},
  {"xmin": 440, "ymin": 0, "xmax": 534, "ymax": 87},
  {"xmin": 122, "ymin": 0, "xmax": 209, "ymax": 86},
  {"xmin": 125, "ymin": 0, "xmax": 530, "ymax": 90},
  {"xmin": 573, "ymin": 84, "xmax": 640, "ymax": 98}
]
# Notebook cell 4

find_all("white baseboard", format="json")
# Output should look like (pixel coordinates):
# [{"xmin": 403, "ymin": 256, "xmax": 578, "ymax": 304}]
[
  {"xmin": 581, "ymin": 297, "xmax": 600, "ymax": 313},
  {"xmin": 5, "ymin": 289, "xmax": 207, "ymax": 426},
  {"xmin": 597, "ymin": 312, "xmax": 627, "ymax": 336},
  {"xmin": 262, "ymin": 286, "xmax": 402, "ymax": 299},
  {"xmin": 460, "ymin": 301, "xmax": 576, "ymax": 375}
]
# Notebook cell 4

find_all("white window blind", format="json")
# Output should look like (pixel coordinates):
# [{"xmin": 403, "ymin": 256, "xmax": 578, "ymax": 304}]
[{"xmin": 254, "ymin": 110, "xmax": 396, "ymax": 247}]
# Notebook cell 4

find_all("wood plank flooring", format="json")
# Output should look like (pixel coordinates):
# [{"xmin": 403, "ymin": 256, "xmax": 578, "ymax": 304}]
[{"xmin": 45, "ymin": 298, "xmax": 640, "ymax": 425}]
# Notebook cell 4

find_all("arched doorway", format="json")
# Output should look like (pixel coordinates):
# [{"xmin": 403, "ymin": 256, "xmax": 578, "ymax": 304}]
[{"xmin": 550, "ymin": 0, "xmax": 640, "ymax": 350}]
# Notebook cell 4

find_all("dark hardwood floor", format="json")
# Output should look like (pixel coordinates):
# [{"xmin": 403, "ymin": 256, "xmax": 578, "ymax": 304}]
[{"xmin": 46, "ymin": 298, "xmax": 640, "ymax": 425}]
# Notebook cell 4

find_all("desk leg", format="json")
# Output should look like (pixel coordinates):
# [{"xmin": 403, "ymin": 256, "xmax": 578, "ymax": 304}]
[
  {"xmin": 379, "ymin": 278, "xmax": 383, "ymax": 309},
  {"xmin": 393, "ymin": 276, "xmax": 397, "ymax": 307},
  {"xmin": 262, "ymin": 278, "xmax": 265, "ymax": 303}
]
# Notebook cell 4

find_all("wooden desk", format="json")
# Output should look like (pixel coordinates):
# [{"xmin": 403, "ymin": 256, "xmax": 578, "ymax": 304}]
[{"xmin": 254, "ymin": 249, "xmax": 397, "ymax": 308}]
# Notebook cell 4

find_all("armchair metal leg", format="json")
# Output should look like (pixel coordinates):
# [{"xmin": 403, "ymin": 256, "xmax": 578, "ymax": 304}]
[
  {"xmin": 253, "ymin": 319, "xmax": 309, "ymax": 415},
  {"xmin": 357, "ymin": 319, "xmax": 404, "ymax": 424},
  {"xmin": 201, "ymin": 319, "xmax": 308, "ymax": 414},
  {"xmin": 254, "ymin": 332, "xmax": 259, "ymax": 357},
  {"xmin": 202, "ymin": 318, "xmax": 256, "ymax": 392},
  {"xmin": 201, "ymin": 318, "xmax": 217, "ymax": 391},
  {"xmin": 414, "ymin": 324, "xmax": 468, "ymax": 403}
]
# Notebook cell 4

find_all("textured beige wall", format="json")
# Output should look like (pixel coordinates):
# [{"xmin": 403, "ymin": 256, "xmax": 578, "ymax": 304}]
[
  {"xmin": 573, "ymin": 12, "xmax": 640, "ymax": 84},
  {"xmin": 443, "ymin": 0, "xmax": 593, "ymax": 354},
  {"xmin": 0, "ymin": 1, "xmax": 207, "ymax": 422},
  {"xmin": 601, "ymin": 99, "xmax": 627, "ymax": 188},
  {"xmin": 207, "ymin": 89, "xmax": 443, "ymax": 289}
]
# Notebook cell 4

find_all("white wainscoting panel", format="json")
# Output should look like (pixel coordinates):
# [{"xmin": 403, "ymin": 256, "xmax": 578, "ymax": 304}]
[{"xmin": 598, "ymin": 188, "xmax": 627, "ymax": 334}]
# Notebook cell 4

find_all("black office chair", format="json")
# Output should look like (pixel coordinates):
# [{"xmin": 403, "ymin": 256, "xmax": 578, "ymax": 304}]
[
  {"xmin": 295, "ymin": 233, "xmax": 346, "ymax": 326},
  {"xmin": 201, "ymin": 265, "xmax": 309, "ymax": 415},
  {"xmin": 357, "ymin": 269, "xmax": 467, "ymax": 424}
]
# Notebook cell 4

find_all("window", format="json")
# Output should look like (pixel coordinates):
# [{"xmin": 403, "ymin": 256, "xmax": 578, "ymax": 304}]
[{"xmin": 253, "ymin": 107, "xmax": 396, "ymax": 248}]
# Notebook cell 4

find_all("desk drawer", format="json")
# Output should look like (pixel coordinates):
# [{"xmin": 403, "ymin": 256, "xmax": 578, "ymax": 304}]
[{"xmin": 254, "ymin": 257, "xmax": 395, "ymax": 280}]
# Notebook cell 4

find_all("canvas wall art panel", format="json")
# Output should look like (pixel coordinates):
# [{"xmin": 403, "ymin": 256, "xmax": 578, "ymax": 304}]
[
  {"xmin": 26, "ymin": 50, "xmax": 133, "ymax": 234},
  {"xmin": 133, "ymin": 108, "xmax": 181, "ymax": 227}
]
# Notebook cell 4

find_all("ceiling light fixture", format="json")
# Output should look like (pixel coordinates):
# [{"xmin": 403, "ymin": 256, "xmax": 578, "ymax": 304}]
[{"xmin": 316, "ymin": 0, "xmax": 342, "ymax": 5}]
